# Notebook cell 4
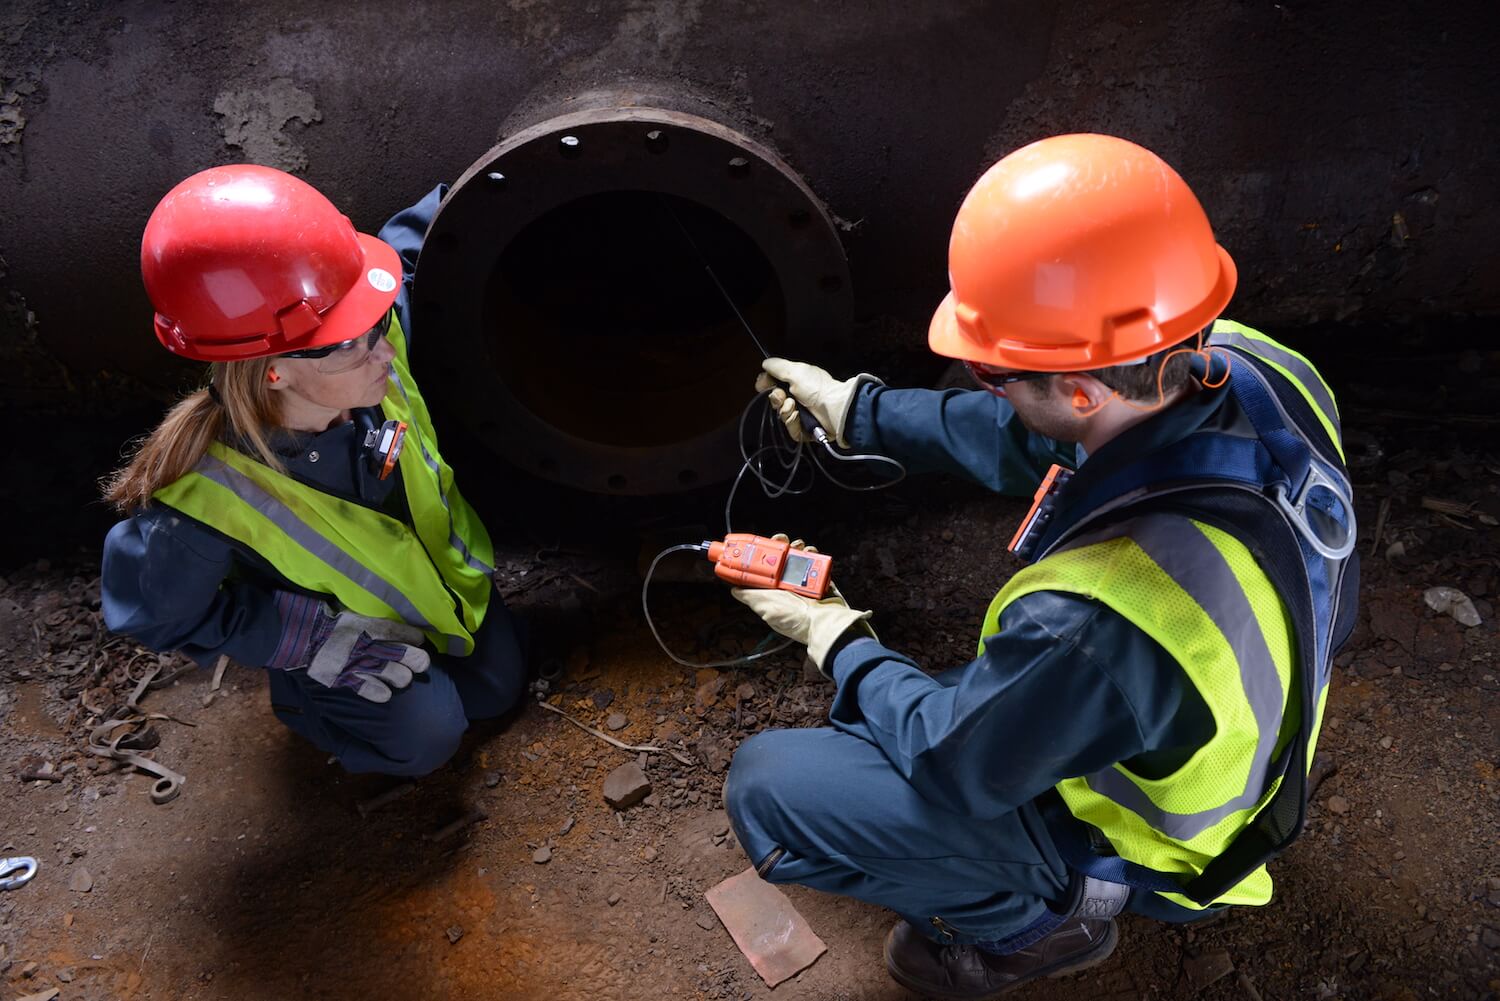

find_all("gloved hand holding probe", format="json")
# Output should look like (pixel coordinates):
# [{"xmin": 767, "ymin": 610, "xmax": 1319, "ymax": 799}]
[{"xmin": 755, "ymin": 358, "xmax": 882, "ymax": 448}]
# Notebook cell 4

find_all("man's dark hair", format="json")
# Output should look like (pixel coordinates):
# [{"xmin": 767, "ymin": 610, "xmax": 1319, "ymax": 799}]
[{"xmin": 1090, "ymin": 347, "xmax": 1196, "ymax": 401}]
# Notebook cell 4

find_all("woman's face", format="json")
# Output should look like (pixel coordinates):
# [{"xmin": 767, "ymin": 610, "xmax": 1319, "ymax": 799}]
[{"xmin": 270, "ymin": 322, "xmax": 398, "ymax": 415}]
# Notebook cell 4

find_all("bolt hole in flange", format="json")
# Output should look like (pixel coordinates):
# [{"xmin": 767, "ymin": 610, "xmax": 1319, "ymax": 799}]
[{"xmin": 413, "ymin": 106, "xmax": 852, "ymax": 496}]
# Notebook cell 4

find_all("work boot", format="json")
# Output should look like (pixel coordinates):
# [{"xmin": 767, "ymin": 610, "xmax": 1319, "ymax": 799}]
[{"xmin": 883, "ymin": 916, "xmax": 1118, "ymax": 999}]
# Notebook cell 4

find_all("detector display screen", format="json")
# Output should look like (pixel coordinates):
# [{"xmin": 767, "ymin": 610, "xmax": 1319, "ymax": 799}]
[{"xmin": 780, "ymin": 553, "xmax": 814, "ymax": 586}]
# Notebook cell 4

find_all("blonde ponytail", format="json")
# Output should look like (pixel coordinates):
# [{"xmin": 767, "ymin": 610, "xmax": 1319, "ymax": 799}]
[{"xmin": 103, "ymin": 357, "xmax": 285, "ymax": 514}]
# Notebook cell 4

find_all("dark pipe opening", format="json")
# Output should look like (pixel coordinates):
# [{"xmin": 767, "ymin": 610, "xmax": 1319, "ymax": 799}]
[{"xmin": 487, "ymin": 191, "xmax": 786, "ymax": 448}]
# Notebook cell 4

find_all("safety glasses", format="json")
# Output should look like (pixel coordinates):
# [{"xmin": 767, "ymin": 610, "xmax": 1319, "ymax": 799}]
[
  {"xmin": 282, "ymin": 309, "xmax": 393, "ymax": 374},
  {"xmin": 964, "ymin": 360, "xmax": 1054, "ymax": 397}
]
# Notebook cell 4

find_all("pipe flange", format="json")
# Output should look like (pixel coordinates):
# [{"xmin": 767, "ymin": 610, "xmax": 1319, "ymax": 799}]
[{"xmin": 414, "ymin": 106, "xmax": 851, "ymax": 496}]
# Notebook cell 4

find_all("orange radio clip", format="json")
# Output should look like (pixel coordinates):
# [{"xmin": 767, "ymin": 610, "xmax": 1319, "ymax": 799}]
[
  {"xmin": 363, "ymin": 419, "xmax": 408, "ymax": 481},
  {"xmin": 706, "ymin": 533, "xmax": 833, "ymax": 599},
  {"xmin": 1008, "ymin": 463, "xmax": 1074, "ymax": 561}
]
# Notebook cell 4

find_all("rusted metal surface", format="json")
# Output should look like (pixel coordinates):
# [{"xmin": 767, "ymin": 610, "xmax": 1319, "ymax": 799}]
[{"xmin": 1, "ymin": 0, "xmax": 1495, "ymax": 420}]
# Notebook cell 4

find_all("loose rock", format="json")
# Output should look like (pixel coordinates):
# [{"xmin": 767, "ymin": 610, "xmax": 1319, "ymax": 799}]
[
  {"xmin": 1326, "ymin": 795, "xmax": 1350, "ymax": 815},
  {"xmin": 446, "ymin": 925, "xmax": 464, "ymax": 945},
  {"xmin": 68, "ymin": 867, "xmax": 93, "ymax": 893},
  {"xmin": 1184, "ymin": 947, "xmax": 1234, "ymax": 990},
  {"xmin": 1424, "ymin": 586, "xmax": 1482, "ymax": 626},
  {"xmin": 533, "ymin": 845, "xmax": 553, "ymax": 864},
  {"xmin": 603, "ymin": 762, "xmax": 652, "ymax": 810},
  {"xmin": 606, "ymin": 712, "xmax": 628, "ymax": 732},
  {"xmin": 483, "ymin": 771, "xmax": 501, "ymax": 788},
  {"xmin": 608, "ymin": 892, "xmax": 621, "ymax": 906}
]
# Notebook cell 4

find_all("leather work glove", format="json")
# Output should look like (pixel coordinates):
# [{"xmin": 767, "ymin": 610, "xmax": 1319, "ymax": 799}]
[
  {"xmin": 268, "ymin": 591, "xmax": 431, "ymax": 703},
  {"xmin": 730, "ymin": 540, "xmax": 875, "ymax": 673},
  {"xmin": 754, "ymin": 358, "xmax": 881, "ymax": 448}
]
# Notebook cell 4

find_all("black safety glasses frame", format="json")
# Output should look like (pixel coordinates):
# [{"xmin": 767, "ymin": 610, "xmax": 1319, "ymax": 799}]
[
  {"xmin": 281, "ymin": 309, "xmax": 393, "ymax": 361},
  {"xmin": 964, "ymin": 360, "xmax": 1055, "ymax": 396}
]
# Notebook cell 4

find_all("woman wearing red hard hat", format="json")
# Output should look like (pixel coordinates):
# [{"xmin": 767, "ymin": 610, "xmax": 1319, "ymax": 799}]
[{"xmin": 101, "ymin": 165, "xmax": 525, "ymax": 776}]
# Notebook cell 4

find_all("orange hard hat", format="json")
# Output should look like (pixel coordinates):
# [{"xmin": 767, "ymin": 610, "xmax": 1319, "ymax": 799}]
[
  {"xmin": 929, "ymin": 133, "xmax": 1236, "ymax": 372},
  {"xmin": 141, "ymin": 164, "xmax": 401, "ymax": 362}
]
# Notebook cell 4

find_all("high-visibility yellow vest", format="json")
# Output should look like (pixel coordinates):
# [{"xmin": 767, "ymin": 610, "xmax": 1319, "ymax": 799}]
[
  {"xmin": 980, "ymin": 321, "xmax": 1344, "ymax": 908},
  {"xmin": 154, "ymin": 315, "xmax": 494, "ymax": 656}
]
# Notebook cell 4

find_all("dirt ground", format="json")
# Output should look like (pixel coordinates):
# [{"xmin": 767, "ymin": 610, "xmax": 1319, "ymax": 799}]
[{"xmin": 2, "ymin": 333, "xmax": 1497, "ymax": 1001}]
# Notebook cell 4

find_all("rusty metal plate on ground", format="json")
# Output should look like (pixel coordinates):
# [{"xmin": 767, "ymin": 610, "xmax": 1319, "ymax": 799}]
[{"xmin": 705, "ymin": 866, "xmax": 827, "ymax": 987}]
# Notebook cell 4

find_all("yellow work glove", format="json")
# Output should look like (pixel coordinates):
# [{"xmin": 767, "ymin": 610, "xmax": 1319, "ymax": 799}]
[
  {"xmin": 731, "ymin": 580, "xmax": 876, "ymax": 675},
  {"xmin": 754, "ymin": 358, "xmax": 881, "ymax": 448}
]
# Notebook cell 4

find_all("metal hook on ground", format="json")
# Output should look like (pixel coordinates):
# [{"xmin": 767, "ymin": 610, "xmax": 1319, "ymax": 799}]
[{"xmin": 1, "ymin": 856, "xmax": 38, "ymax": 890}]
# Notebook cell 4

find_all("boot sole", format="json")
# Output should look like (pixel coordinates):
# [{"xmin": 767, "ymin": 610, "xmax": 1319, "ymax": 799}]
[{"xmin": 884, "ymin": 920, "xmax": 1119, "ymax": 1000}]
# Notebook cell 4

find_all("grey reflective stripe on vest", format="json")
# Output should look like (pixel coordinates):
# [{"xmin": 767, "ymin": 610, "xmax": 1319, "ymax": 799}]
[
  {"xmin": 1063, "ymin": 514, "xmax": 1287, "ymax": 841},
  {"xmin": 1210, "ymin": 327, "xmax": 1341, "ymax": 432},
  {"xmin": 197, "ymin": 455, "xmax": 467, "ymax": 656},
  {"xmin": 388, "ymin": 369, "xmax": 494, "ymax": 576}
]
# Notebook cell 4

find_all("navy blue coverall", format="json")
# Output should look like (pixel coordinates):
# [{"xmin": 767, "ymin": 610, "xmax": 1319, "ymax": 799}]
[
  {"xmin": 102, "ymin": 187, "xmax": 526, "ymax": 776},
  {"xmin": 725, "ymin": 381, "xmax": 1231, "ymax": 947}
]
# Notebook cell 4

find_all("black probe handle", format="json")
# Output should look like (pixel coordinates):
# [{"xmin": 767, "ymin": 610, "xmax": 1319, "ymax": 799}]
[
  {"xmin": 797, "ymin": 408, "xmax": 826, "ymax": 441},
  {"xmin": 774, "ymin": 379, "xmax": 830, "ymax": 444}
]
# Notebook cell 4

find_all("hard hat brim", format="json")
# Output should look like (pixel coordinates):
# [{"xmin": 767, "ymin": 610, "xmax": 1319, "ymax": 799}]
[
  {"xmin": 290, "ymin": 232, "xmax": 403, "ymax": 352},
  {"xmin": 927, "ymin": 244, "xmax": 1238, "ymax": 372},
  {"xmin": 926, "ymin": 290, "xmax": 971, "ymax": 365}
]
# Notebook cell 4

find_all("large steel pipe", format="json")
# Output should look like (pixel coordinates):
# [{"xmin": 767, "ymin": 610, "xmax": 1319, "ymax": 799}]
[
  {"xmin": 1, "ymin": 0, "xmax": 1496, "ymax": 433},
  {"xmin": 414, "ymin": 104, "xmax": 851, "ymax": 495}
]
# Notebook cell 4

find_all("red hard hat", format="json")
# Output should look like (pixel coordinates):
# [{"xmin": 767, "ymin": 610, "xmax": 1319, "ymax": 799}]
[
  {"xmin": 929, "ymin": 134, "xmax": 1237, "ymax": 372},
  {"xmin": 141, "ymin": 164, "xmax": 401, "ymax": 362}
]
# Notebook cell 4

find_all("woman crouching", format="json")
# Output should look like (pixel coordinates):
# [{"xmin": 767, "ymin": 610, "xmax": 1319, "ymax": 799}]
[{"xmin": 100, "ymin": 164, "xmax": 525, "ymax": 775}]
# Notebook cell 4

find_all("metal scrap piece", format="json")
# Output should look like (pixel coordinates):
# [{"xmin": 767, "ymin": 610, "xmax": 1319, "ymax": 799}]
[{"xmin": 705, "ymin": 866, "xmax": 827, "ymax": 987}]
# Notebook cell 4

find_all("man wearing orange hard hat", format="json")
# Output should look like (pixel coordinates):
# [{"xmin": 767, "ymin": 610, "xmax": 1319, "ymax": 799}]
[{"xmin": 726, "ymin": 134, "xmax": 1358, "ymax": 997}]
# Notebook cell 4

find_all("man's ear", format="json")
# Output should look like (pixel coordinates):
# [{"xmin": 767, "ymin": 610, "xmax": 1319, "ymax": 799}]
[{"xmin": 1057, "ymin": 373, "xmax": 1113, "ymax": 417}]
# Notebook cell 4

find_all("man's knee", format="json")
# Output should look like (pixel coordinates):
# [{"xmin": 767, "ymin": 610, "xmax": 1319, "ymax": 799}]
[
  {"xmin": 724, "ymin": 731, "xmax": 785, "ymax": 828},
  {"xmin": 726, "ymin": 729, "xmax": 844, "ymax": 869}
]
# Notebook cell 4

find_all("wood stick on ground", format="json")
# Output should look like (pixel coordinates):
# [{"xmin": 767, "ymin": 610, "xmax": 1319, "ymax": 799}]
[
  {"xmin": 424, "ymin": 807, "xmax": 489, "ymax": 842},
  {"xmin": 1420, "ymin": 496, "xmax": 1475, "ymax": 516},
  {"xmin": 1369, "ymin": 496, "xmax": 1392, "ymax": 558},
  {"xmin": 357, "ymin": 781, "xmax": 417, "ymax": 819},
  {"xmin": 536, "ymin": 701, "xmax": 696, "ymax": 766},
  {"xmin": 210, "ymin": 655, "xmax": 229, "ymax": 692}
]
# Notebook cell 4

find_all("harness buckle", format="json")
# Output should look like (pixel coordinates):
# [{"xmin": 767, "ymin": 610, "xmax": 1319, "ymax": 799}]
[{"xmin": 1272, "ymin": 461, "xmax": 1357, "ymax": 561}]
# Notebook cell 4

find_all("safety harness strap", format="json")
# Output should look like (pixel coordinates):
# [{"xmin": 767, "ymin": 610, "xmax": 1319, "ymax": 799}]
[{"xmin": 1035, "ymin": 347, "xmax": 1356, "ymax": 906}]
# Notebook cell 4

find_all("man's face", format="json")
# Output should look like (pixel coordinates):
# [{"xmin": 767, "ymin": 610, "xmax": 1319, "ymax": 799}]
[
  {"xmin": 969, "ymin": 362, "xmax": 1089, "ymax": 443},
  {"xmin": 1002, "ymin": 374, "xmax": 1089, "ymax": 443}
]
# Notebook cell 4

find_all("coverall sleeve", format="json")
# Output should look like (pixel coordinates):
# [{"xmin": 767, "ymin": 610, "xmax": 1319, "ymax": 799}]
[
  {"xmin": 825, "ymin": 589, "xmax": 1210, "ymax": 820},
  {"xmin": 101, "ymin": 509, "xmax": 285, "ymax": 669},
  {"xmin": 843, "ymin": 383, "xmax": 1079, "ymax": 495},
  {"xmin": 377, "ymin": 183, "xmax": 448, "ymax": 349}
]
